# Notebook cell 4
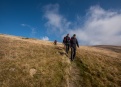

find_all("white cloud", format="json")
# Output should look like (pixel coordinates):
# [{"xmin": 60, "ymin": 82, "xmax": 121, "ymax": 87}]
[
  {"xmin": 21, "ymin": 24, "xmax": 36, "ymax": 37},
  {"xmin": 42, "ymin": 36, "xmax": 49, "ymax": 41},
  {"xmin": 69, "ymin": 5, "xmax": 121, "ymax": 45},
  {"xmin": 43, "ymin": 4, "xmax": 121, "ymax": 45},
  {"xmin": 43, "ymin": 4, "xmax": 71, "ymax": 34}
]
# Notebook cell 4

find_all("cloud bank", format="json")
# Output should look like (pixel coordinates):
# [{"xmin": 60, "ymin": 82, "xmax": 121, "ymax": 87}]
[
  {"xmin": 42, "ymin": 36, "xmax": 49, "ymax": 41},
  {"xmin": 43, "ymin": 4, "xmax": 121, "ymax": 45}
]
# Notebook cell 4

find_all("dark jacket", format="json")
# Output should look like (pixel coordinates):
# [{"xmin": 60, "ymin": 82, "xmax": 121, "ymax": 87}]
[
  {"xmin": 63, "ymin": 36, "xmax": 70, "ymax": 44},
  {"xmin": 54, "ymin": 40, "xmax": 57, "ymax": 45},
  {"xmin": 70, "ymin": 37, "xmax": 79, "ymax": 48}
]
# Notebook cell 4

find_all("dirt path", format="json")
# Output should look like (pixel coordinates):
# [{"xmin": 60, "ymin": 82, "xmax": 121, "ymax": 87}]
[
  {"xmin": 68, "ymin": 61, "xmax": 82, "ymax": 87},
  {"xmin": 57, "ymin": 46, "xmax": 82, "ymax": 87}
]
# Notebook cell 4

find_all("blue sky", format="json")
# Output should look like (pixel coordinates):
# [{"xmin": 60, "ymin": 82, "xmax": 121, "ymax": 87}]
[{"xmin": 0, "ymin": 0, "xmax": 121, "ymax": 45}]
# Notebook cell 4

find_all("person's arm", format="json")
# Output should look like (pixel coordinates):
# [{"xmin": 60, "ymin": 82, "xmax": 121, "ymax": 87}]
[
  {"xmin": 70, "ymin": 37, "xmax": 72, "ymax": 47},
  {"xmin": 69, "ymin": 37, "xmax": 71, "ymax": 44},
  {"xmin": 69, "ymin": 37, "xmax": 71, "ymax": 40},
  {"xmin": 76, "ymin": 39, "xmax": 79, "ymax": 47}
]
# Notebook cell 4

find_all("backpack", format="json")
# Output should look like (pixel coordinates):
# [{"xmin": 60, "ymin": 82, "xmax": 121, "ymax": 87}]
[
  {"xmin": 65, "ymin": 36, "xmax": 70, "ymax": 43},
  {"xmin": 63, "ymin": 37, "xmax": 66, "ymax": 43}
]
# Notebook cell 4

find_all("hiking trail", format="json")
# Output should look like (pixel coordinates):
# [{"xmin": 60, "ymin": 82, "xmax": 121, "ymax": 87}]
[{"xmin": 56, "ymin": 46, "xmax": 82, "ymax": 87}]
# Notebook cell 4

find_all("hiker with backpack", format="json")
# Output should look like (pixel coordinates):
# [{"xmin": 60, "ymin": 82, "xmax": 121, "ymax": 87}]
[
  {"xmin": 70, "ymin": 34, "xmax": 79, "ymax": 61},
  {"xmin": 63, "ymin": 34, "xmax": 70, "ymax": 54},
  {"xmin": 54, "ymin": 40, "xmax": 57, "ymax": 45}
]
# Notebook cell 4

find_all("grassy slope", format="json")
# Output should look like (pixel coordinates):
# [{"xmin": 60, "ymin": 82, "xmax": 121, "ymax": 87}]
[
  {"xmin": 72, "ymin": 46, "xmax": 121, "ymax": 87},
  {"xmin": 0, "ymin": 34, "xmax": 121, "ymax": 87},
  {"xmin": 0, "ymin": 34, "xmax": 70, "ymax": 87}
]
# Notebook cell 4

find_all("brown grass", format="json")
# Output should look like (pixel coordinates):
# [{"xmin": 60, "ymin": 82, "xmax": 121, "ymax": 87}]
[
  {"xmin": 73, "ymin": 46, "xmax": 121, "ymax": 87},
  {"xmin": 0, "ymin": 34, "xmax": 70, "ymax": 87},
  {"xmin": 0, "ymin": 34, "xmax": 121, "ymax": 87}
]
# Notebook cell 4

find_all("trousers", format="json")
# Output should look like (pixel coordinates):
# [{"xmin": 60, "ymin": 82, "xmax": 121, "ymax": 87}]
[
  {"xmin": 66, "ymin": 44, "xmax": 70, "ymax": 54},
  {"xmin": 71, "ymin": 47, "xmax": 76, "ymax": 61}
]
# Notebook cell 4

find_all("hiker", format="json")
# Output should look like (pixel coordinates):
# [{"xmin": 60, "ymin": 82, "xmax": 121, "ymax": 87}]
[
  {"xmin": 63, "ymin": 34, "xmax": 70, "ymax": 54},
  {"xmin": 70, "ymin": 34, "xmax": 79, "ymax": 61},
  {"xmin": 54, "ymin": 40, "xmax": 57, "ymax": 45}
]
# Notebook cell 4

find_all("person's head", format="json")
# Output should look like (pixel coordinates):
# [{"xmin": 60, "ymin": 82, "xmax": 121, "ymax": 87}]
[
  {"xmin": 73, "ymin": 34, "xmax": 76, "ymax": 38},
  {"xmin": 67, "ymin": 34, "xmax": 69, "ymax": 37}
]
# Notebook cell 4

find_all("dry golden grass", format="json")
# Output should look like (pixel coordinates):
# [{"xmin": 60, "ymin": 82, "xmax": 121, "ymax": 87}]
[
  {"xmin": 0, "ymin": 34, "xmax": 121, "ymax": 87},
  {"xmin": 0, "ymin": 34, "xmax": 70, "ymax": 87},
  {"xmin": 73, "ymin": 46, "xmax": 121, "ymax": 87}
]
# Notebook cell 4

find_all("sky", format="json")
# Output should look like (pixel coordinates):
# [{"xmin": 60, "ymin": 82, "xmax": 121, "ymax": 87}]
[{"xmin": 0, "ymin": 0, "xmax": 121, "ymax": 45}]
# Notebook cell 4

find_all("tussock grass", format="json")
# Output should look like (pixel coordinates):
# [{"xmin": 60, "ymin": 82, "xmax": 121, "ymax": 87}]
[
  {"xmin": 0, "ymin": 34, "xmax": 70, "ymax": 87},
  {"xmin": 0, "ymin": 34, "xmax": 121, "ymax": 87},
  {"xmin": 72, "ymin": 46, "xmax": 121, "ymax": 87}
]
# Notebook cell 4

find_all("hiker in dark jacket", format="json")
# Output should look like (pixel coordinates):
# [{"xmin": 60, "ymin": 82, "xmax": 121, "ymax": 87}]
[
  {"xmin": 54, "ymin": 40, "xmax": 57, "ymax": 45},
  {"xmin": 70, "ymin": 34, "xmax": 79, "ymax": 61},
  {"xmin": 63, "ymin": 34, "xmax": 70, "ymax": 54}
]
